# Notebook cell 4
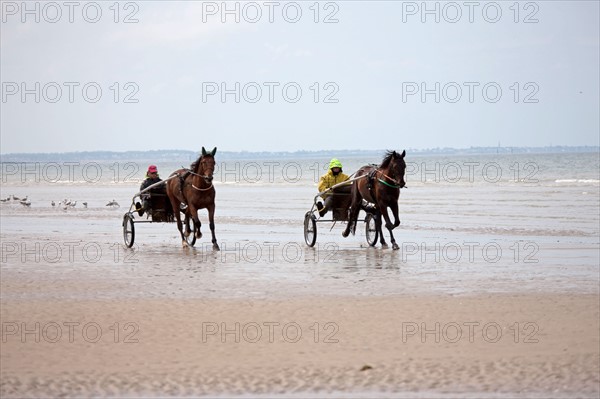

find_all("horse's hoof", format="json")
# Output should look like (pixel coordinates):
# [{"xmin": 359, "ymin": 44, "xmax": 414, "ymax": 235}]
[
  {"xmin": 342, "ymin": 231, "xmax": 349, "ymax": 238},
  {"xmin": 213, "ymin": 243, "xmax": 220, "ymax": 251},
  {"xmin": 184, "ymin": 230, "xmax": 190, "ymax": 237},
  {"xmin": 392, "ymin": 243, "xmax": 399, "ymax": 250},
  {"xmin": 381, "ymin": 243, "xmax": 388, "ymax": 249},
  {"xmin": 196, "ymin": 231, "xmax": 203, "ymax": 239},
  {"xmin": 182, "ymin": 240, "xmax": 189, "ymax": 248}
]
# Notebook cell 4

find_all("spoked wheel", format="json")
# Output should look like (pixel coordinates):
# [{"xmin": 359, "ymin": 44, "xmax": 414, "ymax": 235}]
[
  {"xmin": 184, "ymin": 217, "xmax": 197, "ymax": 247},
  {"xmin": 123, "ymin": 214, "xmax": 135, "ymax": 248},
  {"xmin": 365, "ymin": 213, "xmax": 379, "ymax": 247},
  {"xmin": 304, "ymin": 211, "xmax": 317, "ymax": 247}
]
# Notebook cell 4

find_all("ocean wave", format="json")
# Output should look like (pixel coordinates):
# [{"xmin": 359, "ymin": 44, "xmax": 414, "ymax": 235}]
[{"xmin": 555, "ymin": 179, "xmax": 600, "ymax": 184}]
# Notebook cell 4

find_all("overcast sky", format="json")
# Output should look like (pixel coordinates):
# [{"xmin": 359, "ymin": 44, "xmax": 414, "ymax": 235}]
[{"xmin": 1, "ymin": 1, "xmax": 598, "ymax": 153}]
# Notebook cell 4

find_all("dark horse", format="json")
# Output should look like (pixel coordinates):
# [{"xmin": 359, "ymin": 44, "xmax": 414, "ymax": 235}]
[
  {"xmin": 342, "ymin": 150, "xmax": 406, "ymax": 250},
  {"xmin": 166, "ymin": 147, "xmax": 220, "ymax": 250}
]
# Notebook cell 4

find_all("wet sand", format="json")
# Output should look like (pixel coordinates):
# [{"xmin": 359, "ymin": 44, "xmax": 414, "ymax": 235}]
[
  {"xmin": 1, "ymin": 155, "xmax": 599, "ymax": 397},
  {"xmin": 2, "ymin": 229, "xmax": 599, "ymax": 399}
]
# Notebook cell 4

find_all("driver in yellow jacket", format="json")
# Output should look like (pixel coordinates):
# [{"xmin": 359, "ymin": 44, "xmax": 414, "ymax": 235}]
[{"xmin": 316, "ymin": 158, "xmax": 350, "ymax": 217}]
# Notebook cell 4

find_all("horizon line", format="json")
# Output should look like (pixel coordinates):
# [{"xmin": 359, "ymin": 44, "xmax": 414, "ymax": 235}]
[{"xmin": 1, "ymin": 144, "xmax": 599, "ymax": 157}]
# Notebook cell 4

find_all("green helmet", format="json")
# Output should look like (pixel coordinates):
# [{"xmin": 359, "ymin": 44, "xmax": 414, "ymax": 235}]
[{"xmin": 329, "ymin": 158, "xmax": 343, "ymax": 169}]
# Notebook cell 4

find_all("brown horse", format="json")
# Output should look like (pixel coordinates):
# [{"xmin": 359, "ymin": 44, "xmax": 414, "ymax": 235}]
[
  {"xmin": 166, "ymin": 147, "xmax": 220, "ymax": 250},
  {"xmin": 342, "ymin": 150, "xmax": 406, "ymax": 250}
]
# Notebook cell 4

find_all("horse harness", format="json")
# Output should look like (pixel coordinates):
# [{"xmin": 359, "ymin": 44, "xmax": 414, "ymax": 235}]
[
  {"xmin": 364, "ymin": 166, "xmax": 403, "ymax": 208},
  {"xmin": 377, "ymin": 171, "xmax": 403, "ymax": 189},
  {"xmin": 177, "ymin": 169, "xmax": 214, "ymax": 205},
  {"xmin": 177, "ymin": 170, "xmax": 191, "ymax": 205}
]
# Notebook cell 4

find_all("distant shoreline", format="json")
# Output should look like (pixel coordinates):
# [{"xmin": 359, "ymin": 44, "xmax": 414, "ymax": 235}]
[{"xmin": 1, "ymin": 146, "xmax": 598, "ymax": 162}]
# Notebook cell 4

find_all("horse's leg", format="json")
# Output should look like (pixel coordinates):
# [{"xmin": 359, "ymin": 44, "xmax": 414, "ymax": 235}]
[
  {"xmin": 207, "ymin": 203, "xmax": 219, "ymax": 250},
  {"xmin": 342, "ymin": 181, "xmax": 363, "ymax": 238},
  {"xmin": 342, "ymin": 202, "xmax": 360, "ymax": 238},
  {"xmin": 188, "ymin": 204, "xmax": 202, "ymax": 239},
  {"xmin": 184, "ymin": 212, "xmax": 191, "ymax": 237},
  {"xmin": 390, "ymin": 201, "xmax": 401, "ymax": 228},
  {"xmin": 386, "ymin": 225, "xmax": 398, "ymax": 250},
  {"xmin": 195, "ymin": 210, "xmax": 202, "ymax": 240},
  {"xmin": 380, "ymin": 206, "xmax": 399, "ymax": 250},
  {"xmin": 169, "ymin": 194, "xmax": 187, "ymax": 247},
  {"xmin": 380, "ymin": 202, "xmax": 395, "ymax": 231},
  {"xmin": 375, "ymin": 210, "xmax": 387, "ymax": 247}
]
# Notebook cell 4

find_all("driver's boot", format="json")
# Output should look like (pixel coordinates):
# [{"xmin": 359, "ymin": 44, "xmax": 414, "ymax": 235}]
[{"xmin": 135, "ymin": 201, "xmax": 144, "ymax": 216}]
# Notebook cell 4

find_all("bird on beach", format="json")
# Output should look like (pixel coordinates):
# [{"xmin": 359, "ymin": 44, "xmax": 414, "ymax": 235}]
[
  {"xmin": 106, "ymin": 200, "xmax": 120, "ymax": 207},
  {"xmin": 11, "ymin": 195, "xmax": 20, "ymax": 201},
  {"xmin": 51, "ymin": 201, "xmax": 55, "ymax": 207},
  {"xmin": 0, "ymin": 198, "xmax": 8, "ymax": 203},
  {"xmin": 20, "ymin": 200, "xmax": 31, "ymax": 207},
  {"xmin": 69, "ymin": 201, "xmax": 77, "ymax": 208},
  {"xmin": 82, "ymin": 202, "xmax": 88, "ymax": 208}
]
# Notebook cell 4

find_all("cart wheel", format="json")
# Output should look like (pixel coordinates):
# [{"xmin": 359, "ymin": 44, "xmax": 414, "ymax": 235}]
[
  {"xmin": 365, "ymin": 213, "xmax": 378, "ymax": 247},
  {"xmin": 123, "ymin": 214, "xmax": 135, "ymax": 248},
  {"xmin": 304, "ymin": 211, "xmax": 317, "ymax": 247},
  {"xmin": 185, "ymin": 217, "xmax": 197, "ymax": 247}
]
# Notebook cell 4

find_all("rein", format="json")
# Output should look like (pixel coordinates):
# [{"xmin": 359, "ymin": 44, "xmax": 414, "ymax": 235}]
[{"xmin": 188, "ymin": 170, "xmax": 212, "ymax": 180}]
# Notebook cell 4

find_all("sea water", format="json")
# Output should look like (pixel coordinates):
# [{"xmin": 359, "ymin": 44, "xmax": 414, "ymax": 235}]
[{"xmin": 1, "ymin": 152, "xmax": 598, "ymax": 300}]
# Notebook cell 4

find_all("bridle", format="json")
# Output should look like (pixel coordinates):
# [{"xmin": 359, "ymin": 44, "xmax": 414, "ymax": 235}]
[
  {"xmin": 375, "ymin": 170, "xmax": 401, "ymax": 188},
  {"xmin": 376, "ymin": 162, "xmax": 405, "ymax": 189},
  {"xmin": 188, "ymin": 159, "xmax": 214, "ymax": 191}
]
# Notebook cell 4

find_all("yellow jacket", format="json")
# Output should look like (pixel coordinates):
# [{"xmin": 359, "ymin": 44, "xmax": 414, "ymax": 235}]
[{"xmin": 318, "ymin": 170, "xmax": 350, "ymax": 195}]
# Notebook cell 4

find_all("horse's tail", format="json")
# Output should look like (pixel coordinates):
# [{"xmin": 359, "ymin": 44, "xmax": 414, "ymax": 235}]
[{"xmin": 346, "ymin": 205, "xmax": 360, "ymax": 236}]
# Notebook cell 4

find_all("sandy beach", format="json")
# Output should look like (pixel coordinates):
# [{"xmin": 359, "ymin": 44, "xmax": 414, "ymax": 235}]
[
  {"xmin": 1, "ymin": 153, "xmax": 599, "ymax": 397},
  {"xmin": 2, "ymin": 294, "xmax": 598, "ymax": 398}
]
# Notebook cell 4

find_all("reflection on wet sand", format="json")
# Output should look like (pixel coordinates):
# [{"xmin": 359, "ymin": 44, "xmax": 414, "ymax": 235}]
[{"xmin": 1, "ymin": 153, "xmax": 599, "ymax": 397}]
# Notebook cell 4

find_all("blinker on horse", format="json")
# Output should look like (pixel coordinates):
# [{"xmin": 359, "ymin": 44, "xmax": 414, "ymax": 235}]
[
  {"xmin": 342, "ymin": 150, "xmax": 406, "ymax": 250},
  {"xmin": 166, "ymin": 147, "xmax": 220, "ymax": 250}
]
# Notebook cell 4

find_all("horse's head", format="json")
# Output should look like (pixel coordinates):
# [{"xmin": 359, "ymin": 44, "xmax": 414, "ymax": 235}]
[
  {"xmin": 197, "ymin": 146, "xmax": 217, "ymax": 183},
  {"xmin": 382, "ymin": 150, "xmax": 407, "ymax": 188}
]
